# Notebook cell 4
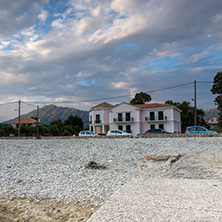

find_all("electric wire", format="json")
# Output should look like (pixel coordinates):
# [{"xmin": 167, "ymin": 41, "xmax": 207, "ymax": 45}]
[
  {"xmin": 22, "ymin": 81, "xmax": 195, "ymax": 104},
  {"xmin": 0, "ymin": 80, "xmax": 213, "ymax": 106},
  {"xmin": 0, "ymin": 101, "xmax": 17, "ymax": 106},
  {"xmin": 21, "ymin": 101, "xmax": 37, "ymax": 107},
  {"xmin": 197, "ymin": 81, "xmax": 213, "ymax": 83}
]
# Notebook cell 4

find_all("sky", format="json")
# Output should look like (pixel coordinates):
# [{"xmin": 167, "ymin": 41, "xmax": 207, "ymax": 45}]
[{"xmin": 0, "ymin": 0, "xmax": 222, "ymax": 121}]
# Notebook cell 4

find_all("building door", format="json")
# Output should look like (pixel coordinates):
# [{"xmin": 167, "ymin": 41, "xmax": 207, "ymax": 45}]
[
  {"xmin": 118, "ymin": 125, "xmax": 123, "ymax": 131},
  {"xmin": 126, "ymin": 112, "xmax": 130, "ymax": 121},
  {"xmin": 159, "ymin": 124, "xmax": 164, "ymax": 129},
  {"xmin": 150, "ymin": 112, "xmax": 155, "ymax": 121},
  {"xmin": 158, "ymin": 111, "xmax": 163, "ymax": 120},
  {"xmin": 150, "ymin": 124, "xmax": 155, "ymax": 129},
  {"xmin": 96, "ymin": 114, "xmax": 100, "ymax": 123},
  {"xmin": 118, "ymin": 113, "xmax": 123, "ymax": 122},
  {"xmin": 126, "ymin": 125, "xmax": 131, "ymax": 133}
]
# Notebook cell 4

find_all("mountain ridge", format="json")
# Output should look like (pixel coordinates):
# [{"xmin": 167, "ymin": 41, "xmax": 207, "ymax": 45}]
[
  {"xmin": 204, "ymin": 108, "xmax": 219, "ymax": 120},
  {"xmin": 2, "ymin": 104, "xmax": 89, "ymax": 128}
]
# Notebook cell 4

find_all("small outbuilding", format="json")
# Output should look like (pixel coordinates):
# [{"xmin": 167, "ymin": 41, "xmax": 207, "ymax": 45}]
[{"xmin": 9, "ymin": 118, "xmax": 40, "ymax": 128}]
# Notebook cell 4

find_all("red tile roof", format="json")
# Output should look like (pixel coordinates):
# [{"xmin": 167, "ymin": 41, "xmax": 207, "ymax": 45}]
[
  {"xmin": 134, "ymin": 103, "xmax": 173, "ymax": 108},
  {"xmin": 9, "ymin": 118, "xmax": 38, "ymax": 124},
  {"xmin": 91, "ymin": 102, "xmax": 114, "ymax": 109}
]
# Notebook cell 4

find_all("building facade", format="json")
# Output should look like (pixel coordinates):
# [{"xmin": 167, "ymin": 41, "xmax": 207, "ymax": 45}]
[
  {"xmin": 9, "ymin": 118, "xmax": 39, "ymax": 128},
  {"xmin": 205, "ymin": 117, "xmax": 218, "ymax": 129},
  {"xmin": 89, "ymin": 102, "xmax": 181, "ymax": 135}
]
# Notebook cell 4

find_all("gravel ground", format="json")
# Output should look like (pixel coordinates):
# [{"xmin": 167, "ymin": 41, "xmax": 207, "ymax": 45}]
[{"xmin": 1, "ymin": 137, "xmax": 222, "ymax": 221}]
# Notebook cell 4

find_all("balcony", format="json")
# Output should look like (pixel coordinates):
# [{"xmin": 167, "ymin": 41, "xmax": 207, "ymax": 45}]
[
  {"xmin": 95, "ymin": 120, "xmax": 101, "ymax": 124},
  {"xmin": 145, "ymin": 116, "xmax": 167, "ymax": 122},
  {"xmin": 113, "ymin": 117, "xmax": 134, "ymax": 123}
]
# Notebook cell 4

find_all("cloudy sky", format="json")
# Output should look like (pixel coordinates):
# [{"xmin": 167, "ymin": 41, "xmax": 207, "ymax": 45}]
[{"xmin": 0, "ymin": 0, "xmax": 222, "ymax": 121}]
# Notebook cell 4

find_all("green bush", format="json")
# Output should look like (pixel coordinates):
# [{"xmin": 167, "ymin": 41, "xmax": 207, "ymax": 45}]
[
  {"xmin": 213, "ymin": 127, "xmax": 222, "ymax": 133},
  {"xmin": 60, "ymin": 129, "xmax": 72, "ymax": 136}
]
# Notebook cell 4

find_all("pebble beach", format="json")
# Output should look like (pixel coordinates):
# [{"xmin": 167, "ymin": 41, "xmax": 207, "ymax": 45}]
[{"xmin": 1, "ymin": 137, "xmax": 222, "ymax": 221}]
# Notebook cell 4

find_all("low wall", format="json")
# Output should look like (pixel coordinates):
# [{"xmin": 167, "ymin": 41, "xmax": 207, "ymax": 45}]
[
  {"xmin": 0, "ymin": 134, "xmax": 222, "ymax": 139},
  {"xmin": 142, "ymin": 133, "xmax": 222, "ymax": 138}
]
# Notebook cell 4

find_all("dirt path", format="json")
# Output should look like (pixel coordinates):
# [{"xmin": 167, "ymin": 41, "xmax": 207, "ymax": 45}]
[{"xmin": 0, "ymin": 198, "xmax": 98, "ymax": 222}]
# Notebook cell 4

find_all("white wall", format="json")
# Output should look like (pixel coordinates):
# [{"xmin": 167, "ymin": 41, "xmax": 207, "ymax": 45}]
[
  {"xmin": 110, "ymin": 103, "xmax": 139, "ymax": 135},
  {"xmin": 90, "ymin": 104, "xmax": 181, "ymax": 135}
]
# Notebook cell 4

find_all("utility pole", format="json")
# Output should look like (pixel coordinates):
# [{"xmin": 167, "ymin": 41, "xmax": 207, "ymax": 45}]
[
  {"xmin": 36, "ymin": 105, "xmax": 40, "ymax": 139},
  {"xmin": 194, "ymin": 80, "xmax": 197, "ymax": 126},
  {"xmin": 18, "ymin": 100, "xmax": 21, "ymax": 137}
]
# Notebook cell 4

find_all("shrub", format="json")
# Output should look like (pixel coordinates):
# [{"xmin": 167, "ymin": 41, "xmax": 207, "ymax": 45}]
[{"xmin": 85, "ymin": 161, "xmax": 107, "ymax": 170}]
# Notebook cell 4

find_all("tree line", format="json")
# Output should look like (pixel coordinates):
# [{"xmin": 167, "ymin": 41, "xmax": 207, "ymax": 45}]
[
  {"xmin": 130, "ymin": 70, "xmax": 222, "ymax": 132},
  {"xmin": 0, "ymin": 115, "xmax": 83, "ymax": 137},
  {"xmin": 1, "ymin": 72, "xmax": 222, "ymax": 137}
]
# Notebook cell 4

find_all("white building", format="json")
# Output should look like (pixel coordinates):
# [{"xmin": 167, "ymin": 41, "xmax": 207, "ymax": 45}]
[{"xmin": 89, "ymin": 102, "xmax": 181, "ymax": 135}]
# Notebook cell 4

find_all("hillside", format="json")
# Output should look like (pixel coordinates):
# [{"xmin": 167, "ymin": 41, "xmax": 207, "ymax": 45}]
[
  {"xmin": 3, "ymin": 105, "xmax": 89, "ymax": 128},
  {"xmin": 204, "ymin": 108, "xmax": 219, "ymax": 120}
]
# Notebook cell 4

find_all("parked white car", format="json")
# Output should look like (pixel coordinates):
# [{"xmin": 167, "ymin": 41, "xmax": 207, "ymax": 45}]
[
  {"xmin": 78, "ymin": 131, "xmax": 98, "ymax": 136},
  {"xmin": 106, "ymin": 129, "xmax": 133, "ymax": 137}
]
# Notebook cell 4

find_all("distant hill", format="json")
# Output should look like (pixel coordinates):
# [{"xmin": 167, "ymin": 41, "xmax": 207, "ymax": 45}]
[
  {"xmin": 3, "ymin": 104, "xmax": 89, "ymax": 128},
  {"xmin": 204, "ymin": 108, "xmax": 219, "ymax": 120}
]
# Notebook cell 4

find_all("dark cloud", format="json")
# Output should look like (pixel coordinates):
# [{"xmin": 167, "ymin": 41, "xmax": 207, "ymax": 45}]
[{"xmin": 0, "ymin": 0, "xmax": 47, "ymax": 39}]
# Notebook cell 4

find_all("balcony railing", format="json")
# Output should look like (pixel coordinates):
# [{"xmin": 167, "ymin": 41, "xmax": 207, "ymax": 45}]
[
  {"xmin": 89, "ymin": 120, "xmax": 102, "ymax": 124},
  {"xmin": 113, "ymin": 117, "xmax": 134, "ymax": 123},
  {"xmin": 145, "ymin": 116, "xmax": 167, "ymax": 122}
]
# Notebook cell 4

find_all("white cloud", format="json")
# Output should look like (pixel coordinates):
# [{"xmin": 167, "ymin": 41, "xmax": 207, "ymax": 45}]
[
  {"xmin": 0, "ymin": 0, "xmax": 222, "ymax": 122},
  {"xmin": 112, "ymin": 81, "xmax": 129, "ymax": 89},
  {"xmin": 38, "ymin": 10, "xmax": 48, "ymax": 23},
  {"xmin": 88, "ymin": 14, "xmax": 147, "ymax": 44}
]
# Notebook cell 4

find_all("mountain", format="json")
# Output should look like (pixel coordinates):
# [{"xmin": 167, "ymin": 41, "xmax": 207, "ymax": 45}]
[
  {"xmin": 3, "ymin": 104, "xmax": 89, "ymax": 128},
  {"xmin": 204, "ymin": 108, "xmax": 219, "ymax": 120}
]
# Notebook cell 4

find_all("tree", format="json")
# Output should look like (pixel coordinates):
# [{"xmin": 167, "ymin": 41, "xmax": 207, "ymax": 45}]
[
  {"xmin": 0, "ymin": 124, "xmax": 15, "ymax": 137},
  {"xmin": 130, "ymin": 92, "xmax": 152, "ymax": 105},
  {"xmin": 50, "ymin": 119, "xmax": 63, "ymax": 130},
  {"xmin": 211, "ymin": 71, "xmax": 222, "ymax": 127},
  {"xmin": 64, "ymin": 115, "xmax": 83, "ymax": 134},
  {"xmin": 48, "ymin": 124, "xmax": 60, "ymax": 136},
  {"xmin": 60, "ymin": 125, "xmax": 76, "ymax": 136},
  {"xmin": 165, "ymin": 100, "xmax": 205, "ymax": 132}
]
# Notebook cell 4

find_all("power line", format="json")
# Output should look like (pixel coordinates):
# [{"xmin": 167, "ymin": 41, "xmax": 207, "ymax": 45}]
[
  {"xmin": 0, "ymin": 101, "xmax": 17, "ymax": 106},
  {"xmin": 145, "ymin": 81, "xmax": 194, "ymax": 94},
  {"xmin": 23, "ymin": 81, "xmax": 195, "ymax": 104},
  {"xmin": 21, "ymin": 101, "xmax": 37, "ymax": 107},
  {"xmin": 197, "ymin": 81, "xmax": 213, "ymax": 83},
  {"xmin": 0, "ymin": 80, "xmax": 213, "ymax": 106}
]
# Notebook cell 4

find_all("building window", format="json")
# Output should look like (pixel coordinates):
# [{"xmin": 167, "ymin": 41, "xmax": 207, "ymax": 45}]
[
  {"xmin": 118, "ymin": 113, "xmax": 123, "ymax": 122},
  {"xmin": 158, "ymin": 111, "xmax": 164, "ymax": 120},
  {"xmin": 126, "ymin": 125, "xmax": 131, "ymax": 133},
  {"xmin": 150, "ymin": 112, "xmax": 155, "ymax": 121},
  {"xmin": 126, "ymin": 112, "xmax": 131, "ymax": 121},
  {"xmin": 91, "ymin": 126, "xmax": 93, "ymax": 131},
  {"xmin": 150, "ymin": 124, "xmax": 155, "ymax": 129},
  {"xmin": 118, "ymin": 125, "xmax": 123, "ymax": 131},
  {"xmin": 95, "ymin": 114, "xmax": 100, "ymax": 123},
  {"xmin": 159, "ymin": 124, "xmax": 164, "ymax": 129}
]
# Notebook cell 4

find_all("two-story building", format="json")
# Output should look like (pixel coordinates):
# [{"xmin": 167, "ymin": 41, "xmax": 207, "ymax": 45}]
[{"xmin": 89, "ymin": 102, "xmax": 181, "ymax": 135}]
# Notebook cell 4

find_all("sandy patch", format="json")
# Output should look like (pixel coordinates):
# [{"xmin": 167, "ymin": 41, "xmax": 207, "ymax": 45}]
[{"xmin": 0, "ymin": 198, "xmax": 98, "ymax": 222}]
